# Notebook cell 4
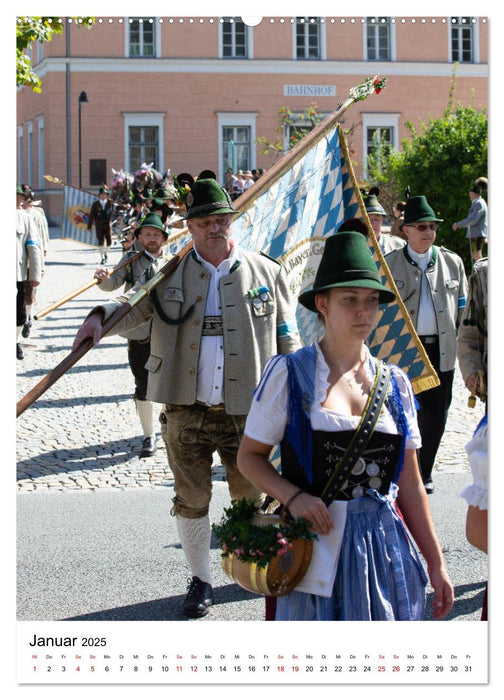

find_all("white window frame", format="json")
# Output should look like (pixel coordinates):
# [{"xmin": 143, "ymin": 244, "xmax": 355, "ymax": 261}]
[
  {"xmin": 125, "ymin": 17, "xmax": 160, "ymax": 58},
  {"xmin": 123, "ymin": 112, "xmax": 164, "ymax": 173},
  {"xmin": 219, "ymin": 18, "xmax": 253, "ymax": 59},
  {"xmin": 17, "ymin": 125, "xmax": 24, "ymax": 184},
  {"xmin": 361, "ymin": 113, "xmax": 399, "ymax": 178},
  {"xmin": 217, "ymin": 112, "xmax": 257, "ymax": 183},
  {"xmin": 449, "ymin": 17, "xmax": 479, "ymax": 64},
  {"xmin": 293, "ymin": 17, "xmax": 326, "ymax": 60},
  {"xmin": 364, "ymin": 17, "xmax": 396, "ymax": 62},
  {"xmin": 36, "ymin": 116, "xmax": 44, "ymax": 190},
  {"xmin": 27, "ymin": 120, "xmax": 33, "ymax": 189}
]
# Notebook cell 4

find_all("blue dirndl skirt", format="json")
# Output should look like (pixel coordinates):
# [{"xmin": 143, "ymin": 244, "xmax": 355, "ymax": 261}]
[{"xmin": 275, "ymin": 487, "xmax": 428, "ymax": 621}]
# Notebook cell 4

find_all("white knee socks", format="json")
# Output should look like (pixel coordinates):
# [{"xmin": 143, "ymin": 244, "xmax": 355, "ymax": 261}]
[
  {"xmin": 135, "ymin": 398, "xmax": 155, "ymax": 438},
  {"xmin": 176, "ymin": 515, "xmax": 212, "ymax": 584}
]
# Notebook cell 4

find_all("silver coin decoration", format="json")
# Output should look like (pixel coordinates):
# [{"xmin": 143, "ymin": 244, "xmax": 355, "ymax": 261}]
[
  {"xmin": 351, "ymin": 457, "xmax": 366, "ymax": 476},
  {"xmin": 352, "ymin": 486, "xmax": 364, "ymax": 498},
  {"xmin": 368, "ymin": 477, "xmax": 382, "ymax": 490},
  {"xmin": 366, "ymin": 462, "xmax": 380, "ymax": 477}
]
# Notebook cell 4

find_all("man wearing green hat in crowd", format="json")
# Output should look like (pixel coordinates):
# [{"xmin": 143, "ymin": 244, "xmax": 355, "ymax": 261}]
[
  {"xmin": 385, "ymin": 195, "xmax": 468, "ymax": 494},
  {"xmin": 72, "ymin": 179, "xmax": 301, "ymax": 617},
  {"xmin": 94, "ymin": 212, "xmax": 169, "ymax": 458},
  {"xmin": 363, "ymin": 189, "xmax": 405, "ymax": 255},
  {"xmin": 87, "ymin": 185, "xmax": 114, "ymax": 264}
]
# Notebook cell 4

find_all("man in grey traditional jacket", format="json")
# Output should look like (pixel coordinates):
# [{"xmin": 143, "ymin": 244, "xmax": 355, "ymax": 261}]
[
  {"xmin": 72, "ymin": 179, "xmax": 301, "ymax": 617},
  {"xmin": 385, "ymin": 195, "xmax": 468, "ymax": 494}
]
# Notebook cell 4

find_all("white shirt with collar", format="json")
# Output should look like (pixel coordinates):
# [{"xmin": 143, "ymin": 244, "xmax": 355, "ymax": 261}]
[
  {"xmin": 193, "ymin": 243, "xmax": 243, "ymax": 406},
  {"xmin": 406, "ymin": 244, "xmax": 437, "ymax": 336}
]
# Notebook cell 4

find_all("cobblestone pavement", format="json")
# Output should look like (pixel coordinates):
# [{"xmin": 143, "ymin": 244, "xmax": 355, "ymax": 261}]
[{"xmin": 16, "ymin": 234, "xmax": 486, "ymax": 493}]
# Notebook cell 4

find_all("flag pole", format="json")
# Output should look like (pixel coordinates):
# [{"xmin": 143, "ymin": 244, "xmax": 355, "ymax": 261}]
[{"xmin": 33, "ymin": 250, "xmax": 145, "ymax": 320}]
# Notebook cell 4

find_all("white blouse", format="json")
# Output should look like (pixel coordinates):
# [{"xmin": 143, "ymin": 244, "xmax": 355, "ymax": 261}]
[{"xmin": 245, "ymin": 343, "xmax": 421, "ymax": 450}]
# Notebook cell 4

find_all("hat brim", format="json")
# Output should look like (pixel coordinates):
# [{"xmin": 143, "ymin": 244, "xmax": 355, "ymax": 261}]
[
  {"xmin": 298, "ymin": 279, "xmax": 396, "ymax": 312},
  {"xmin": 183, "ymin": 206, "xmax": 240, "ymax": 220}
]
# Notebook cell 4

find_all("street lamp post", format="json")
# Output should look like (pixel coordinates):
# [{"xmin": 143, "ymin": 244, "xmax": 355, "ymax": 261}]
[{"xmin": 78, "ymin": 91, "xmax": 88, "ymax": 188}]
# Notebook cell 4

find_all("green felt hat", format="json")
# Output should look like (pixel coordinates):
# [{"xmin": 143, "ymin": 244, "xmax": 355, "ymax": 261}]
[
  {"xmin": 135, "ymin": 212, "xmax": 168, "ymax": 239},
  {"xmin": 402, "ymin": 195, "xmax": 443, "ymax": 227},
  {"xmin": 298, "ymin": 231, "xmax": 396, "ymax": 311},
  {"xmin": 184, "ymin": 178, "xmax": 238, "ymax": 219},
  {"xmin": 364, "ymin": 193, "xmax": 386, "ymax": 216}
]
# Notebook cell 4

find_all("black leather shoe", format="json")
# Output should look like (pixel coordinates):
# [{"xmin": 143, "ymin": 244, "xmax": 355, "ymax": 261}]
[
  {"xmin": 22, "ymin": 320, "xmax": 32, "ymax": 338},
  {"xmin": 183, "ymin": 576, "xmax": 214, "ymax": 618},
  {"xmin": 16, "ymin": 343, "xmax": 24, "ymax": 360},
  {"xmin": 140, "ymin": 436, "xmax": 156, "ymax": 458},
  {"xmin": 424, "ymin": 480, "xmax": 435, "ymax": 494}
]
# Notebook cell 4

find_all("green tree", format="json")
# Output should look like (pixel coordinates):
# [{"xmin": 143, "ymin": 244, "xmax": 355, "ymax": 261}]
[
  {"xmin": 17, "ymin": 16, "xmax": 94, "ymax": 92},
  {"xmin": 392, "ymin": 103, "xmax": 487, "ymax": 271}
]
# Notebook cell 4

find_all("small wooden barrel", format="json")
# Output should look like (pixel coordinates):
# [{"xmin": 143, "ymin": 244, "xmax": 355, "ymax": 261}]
[{"xmin": 222, "ymin": 537, "xmax": 313, "ymax": 597}]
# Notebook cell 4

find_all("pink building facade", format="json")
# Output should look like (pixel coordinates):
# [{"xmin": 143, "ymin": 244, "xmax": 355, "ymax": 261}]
[{"xmin": 16, "ymin": 16, "xmax": 488, "ymax": 223}]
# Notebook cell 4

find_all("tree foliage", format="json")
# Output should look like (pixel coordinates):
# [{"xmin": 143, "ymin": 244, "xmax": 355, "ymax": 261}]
[
  {"xmin": 364, "ymin": 96, "xmax": 487, "ymax": 272},
  {"xmin": 17, "ymin": 16, "xmax": 94, "ymax": 92},
  {"xmin": 393, "ymin": 103, "xmax": 487, "ymax": 270}
]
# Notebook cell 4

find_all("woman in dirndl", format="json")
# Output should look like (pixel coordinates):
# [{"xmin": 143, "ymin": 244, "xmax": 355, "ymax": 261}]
[{"xmin": 237, "ymin": 231, "xmax": 454, "ymax": 621}]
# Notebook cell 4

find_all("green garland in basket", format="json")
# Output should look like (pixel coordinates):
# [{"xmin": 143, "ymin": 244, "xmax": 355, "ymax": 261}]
[{"xmin": 212, "ymin": 498, "xmax": 317, "ymax": 570}]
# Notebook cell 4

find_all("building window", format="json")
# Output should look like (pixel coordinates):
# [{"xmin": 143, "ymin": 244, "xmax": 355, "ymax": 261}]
[
  {"xmin": 295, "ymin": 17, "xmax": 322, "ymax": 59},
  {"xmin": 27, "ymin": 121, "xmax": 33, "ymax": 190},
  {"xmin": 362, "ymin": 114, "xmax": 399, "ymax": 178},
  {"xmin": 451, "ymin": 17, "xmax": 475, "ymax": 63},
  {"xmin": 220, "ymin": 18, "xmax": 249, "ymax": 58},
  {"xmin": 17, "ymin": 126, "xmax": 23, "ymax": 183},
  {"xmin": 222, "ymin": 126, "xmax": 251, "ymax": 172},
  {"xmin": 366, "ymin": 126, "xmax": 393, "ymax": 160},
  {"xmin": 283, "ymin": 109, "xmax": 326, "ymax": 151},
  {"xmin": 128, "ymin": 125, "xmax": 159, "ymax": 172},
  {"xmin": 36, "ymin": 116, "xmax": 44, "ymax": 190},
  {"xmin": 123, "ymin": 113, "xmax": 164, "ymax": 174},
  {"xmin": 217, "ymin": 112, "xmax": 257, "ymax": 183},
  {"xmin": 128, "ymin": 17, "xmax": 156, "ymax": 57},
  {"xmin": 366, "ymin": 17, "xmax": 391, "ymax": 61}
]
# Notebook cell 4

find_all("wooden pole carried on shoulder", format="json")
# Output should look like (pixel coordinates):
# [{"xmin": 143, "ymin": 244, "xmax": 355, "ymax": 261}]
[
  {"xmin": 34, "ymin": 250, "xmax": 145, "ymax": 320},
  {"xmin": 16, "ymin": 241, "xmax": 194, "ymax": 418}
]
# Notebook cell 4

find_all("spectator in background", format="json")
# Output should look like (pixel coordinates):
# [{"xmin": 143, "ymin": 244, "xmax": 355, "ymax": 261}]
[
  {"xmin": 452, "ymin": 184, "xmax": 488, "ymax": 263},
  {"xmin": 391, "ymin": 201, "xmax": 407, "ymax": 240}
]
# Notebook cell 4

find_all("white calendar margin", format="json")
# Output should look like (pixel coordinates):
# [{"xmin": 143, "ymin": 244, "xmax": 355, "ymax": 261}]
[
  {"xmin": 9, "ymin": 0, "xmax": 499, "ymax": 697},
  {"xmin": 17, "ymin": 620, "xmax": 488, "ymax": 685}
]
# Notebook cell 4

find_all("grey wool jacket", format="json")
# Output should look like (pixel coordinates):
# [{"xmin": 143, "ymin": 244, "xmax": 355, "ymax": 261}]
[
  {"xmin": 95, "ymin": 246, "xmax": 302, "ymax": 414},
  {"xmin": 384, "ymin": 244, "xmax": 468, "ymax": 373}
]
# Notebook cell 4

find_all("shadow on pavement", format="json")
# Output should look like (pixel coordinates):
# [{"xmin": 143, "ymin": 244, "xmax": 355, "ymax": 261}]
[
  {"xmin": 63, "ymin": 583, "xmax": 262, "ymax": 621},
  {"xmin": 424, "ymin": 580, "xmax": 486, "ymax": 621},
  {"xmin": 16, "ymin": 434, "xmax": 161, "ymax": 475}
]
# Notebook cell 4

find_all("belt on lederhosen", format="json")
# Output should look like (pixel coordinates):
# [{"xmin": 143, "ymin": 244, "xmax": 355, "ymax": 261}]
[
  {"xmin": 418, "ymin": 335, "xmax": 438, "ymax": 345},
  {"xmin": 163, "ymin": 402, "xmax": 226, "ymax": 413}
]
